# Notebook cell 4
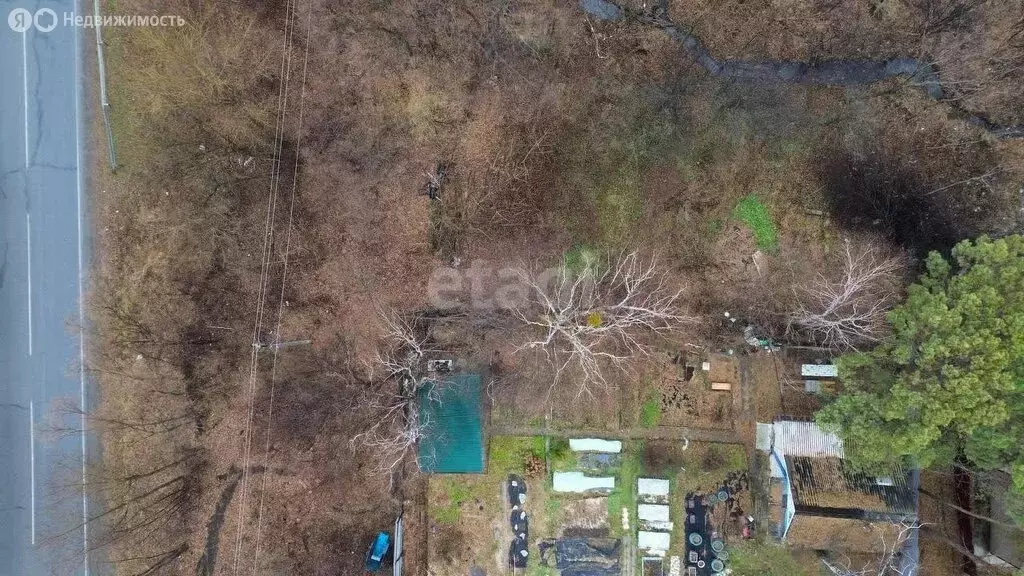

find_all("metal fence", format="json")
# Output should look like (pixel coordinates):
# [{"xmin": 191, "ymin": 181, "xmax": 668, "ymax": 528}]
[
  {"xmin": 93, "ymin": 0, "xmax": 116, "ymax": 171},
  {"xmin": 393, "ymin": 514, "xmax": 404, "ymax": 576}
]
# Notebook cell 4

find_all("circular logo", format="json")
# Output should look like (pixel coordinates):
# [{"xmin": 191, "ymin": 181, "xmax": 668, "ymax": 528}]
[
  {"xmin": 33, "ymin": 8, "xmax": 58, "ymax": 33},
  {"xmin": 8, "ymin": 8, "xmax": 32, "ymax": 32}
]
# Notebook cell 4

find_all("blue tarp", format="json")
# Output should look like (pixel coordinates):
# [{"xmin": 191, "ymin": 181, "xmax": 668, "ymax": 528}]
[{"xmin": 417, "ymin": 373, "xmax": 484, "ymax": 473}]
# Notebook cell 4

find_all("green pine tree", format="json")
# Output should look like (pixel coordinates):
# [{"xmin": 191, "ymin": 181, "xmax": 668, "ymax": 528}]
[{"xmin": 818, "ymin": 235, "xmax": 1024, "ymax": 495}]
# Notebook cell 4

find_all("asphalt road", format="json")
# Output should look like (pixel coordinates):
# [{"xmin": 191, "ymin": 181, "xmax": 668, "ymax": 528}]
[{"xmin": 0, "ymin": 0, "xmax": 90, "ymax": 573}]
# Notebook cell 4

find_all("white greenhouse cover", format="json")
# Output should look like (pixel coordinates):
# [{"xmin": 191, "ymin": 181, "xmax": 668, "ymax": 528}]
[
  {"xmin": 638, "ymin": 504, "xmax": 670, "ymax": 522},
  {"xmin": 552, "ymin": 472, "xmax": 615, "ymax": 493},
  {"xmin": 569, "ymin": 438, "xmax": 622, "ymax": 453},
  {"xmin": 637, "ymin": 478, "xmax": 670, "ymax": 496},
  {"xmin": 638, "ymin": 531, "xmax": 671, "ymax": 551}
]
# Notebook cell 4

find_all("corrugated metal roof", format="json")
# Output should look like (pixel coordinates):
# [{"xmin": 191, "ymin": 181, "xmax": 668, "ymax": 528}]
[
  {"xmin": 787, "ymin": 456, "xmax": 915, "ymax": 514},
  {"xmin": 773, "ymin": 421, "xmax": 844, "ymax": 458}
]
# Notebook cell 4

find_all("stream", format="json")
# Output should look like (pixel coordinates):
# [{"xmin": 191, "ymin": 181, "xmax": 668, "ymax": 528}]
[{"xmin": 581, "ymin": 0, "xmax": 1024, "ymax": 140}]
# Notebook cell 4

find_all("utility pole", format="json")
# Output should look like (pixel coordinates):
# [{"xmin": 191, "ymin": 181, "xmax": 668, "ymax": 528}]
[{"xmin": 253, "ymin": 339, "xmax": 312, "ymax": 351}]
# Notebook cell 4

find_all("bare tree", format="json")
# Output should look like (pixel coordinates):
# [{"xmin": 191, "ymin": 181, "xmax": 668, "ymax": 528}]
[
  {"xmin": 790, "ymin": 240, "xmax": 905, "ymax": 350},
  {"xmin": 820, "ymin": 521, "xmax": 921, "ymax": 576},
  {"xmin": 351, "ymin": 392, "xmax": 434, "ymax": 477},
  {"xmin": 42, "ymin": 397, "xmax": 193, "ymax": 444},
  {"xmin": 513, "ymin": 250, "xmax": 690, "ymax": 397},
  {"xmin": 352, "ymin": 311, "xmax": 448, "ymax": 477},
  {"xmin": 40, "ymin": 446, "xmax": 203, "ymax": 576}
]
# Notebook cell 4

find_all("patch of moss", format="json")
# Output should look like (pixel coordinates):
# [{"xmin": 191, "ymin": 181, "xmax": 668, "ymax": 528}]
[{"xmin": 563, "ymin": 244, "xmax": 601, "ymax": 275}]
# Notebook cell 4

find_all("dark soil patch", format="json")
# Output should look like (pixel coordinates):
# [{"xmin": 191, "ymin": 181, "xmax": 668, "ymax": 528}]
[
  {"xmin": 432, "ymin": 524, "xmax": 467, "ymax": 562},
  {"xmin": 643, "ymin": 441, "xmax": 688, "ymax": 477}
]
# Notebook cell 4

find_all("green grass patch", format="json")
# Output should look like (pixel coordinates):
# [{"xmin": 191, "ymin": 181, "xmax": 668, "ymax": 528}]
[
  {"xmin": 733, "ymin": 194, "xmax": 779, "ymax": 251},
  {"xmin": 639, "ymin": 391, "xmax": 662, "ymax": 428},
  {"xmin": 608, "ymin": 440, "xmax": 644, "ymax": 537},
  {"xmin": 542, "ymin": 496, "xmax": 565, "ymax": 534},
  {"xmin": 432, "ymin": 480, "xmax": 474, "ymax": 525},
  {"xmin": 432, "ymin": 504, "xmax": 460, "ymax": 525},
  {"xmin": 488, "ymin": 436, "xmax": 545, "ymax": 475},
  {"xmin": 669, "ymin": 442, "xmax": 749, "ymax": 496},
  {"xmin": 525, "ymin": 565, "xmax": 558, "ymax": 576},
  {"xmin": 548, "ymin": 437, "xmax": 577, "ymax": 471}
]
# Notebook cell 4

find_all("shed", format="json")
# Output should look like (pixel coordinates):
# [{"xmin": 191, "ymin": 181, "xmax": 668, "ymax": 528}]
[{"xmin": 417, "ymin": 373, "xmax": 484, "ymax": 473}]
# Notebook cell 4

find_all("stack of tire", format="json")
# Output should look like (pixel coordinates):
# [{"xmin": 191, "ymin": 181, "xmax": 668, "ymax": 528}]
[{"xmin": 508, "ymin": 474, "xmax": 529, "ymax": 569}]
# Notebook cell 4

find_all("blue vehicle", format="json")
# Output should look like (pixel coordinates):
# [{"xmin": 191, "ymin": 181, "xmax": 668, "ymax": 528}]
[{"xmin": 365, "ymin": 531, "xmax": 391, "ymax": 572}]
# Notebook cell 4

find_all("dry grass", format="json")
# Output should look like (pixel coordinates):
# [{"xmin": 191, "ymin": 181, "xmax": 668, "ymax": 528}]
[
  {"xmin": 89, "ymin": 0, "xmax": 1024, "ymax": 574},
  {"xmin": 663, "ymin": 0, "xmax": 1024, "ymax": 124}
]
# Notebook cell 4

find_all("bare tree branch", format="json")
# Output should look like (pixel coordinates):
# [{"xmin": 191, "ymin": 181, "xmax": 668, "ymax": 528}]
[
  {"xmin": 513, "ymin": 250, "xmax": 692, "ymax": 398},
  {"xmin": 790, "ymin": 240, "xmax": 905, "ymax": 351},
  {"xmin": 351, "ymin": 310, "xmax": 450, "ymax": 478},
  {"xmin": 821, "ymin": 520, "xmax": 923, "ymax": 576}
]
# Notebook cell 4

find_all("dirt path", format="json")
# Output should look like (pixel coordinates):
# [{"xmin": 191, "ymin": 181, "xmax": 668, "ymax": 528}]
[
  {"xmin": 489, "ymin": 424, "xmax": 743, "ymax": 444},
  {"xmin": 738, "ymin": 357, "xmax": 753, "ymax": 423},
  {"xmin": 623, "ymin": 531, "xmax": 636, "ymax": 576},
  {"xmin": 583, "ymin": 0, "xmax": 1024, "ymax": 139}
]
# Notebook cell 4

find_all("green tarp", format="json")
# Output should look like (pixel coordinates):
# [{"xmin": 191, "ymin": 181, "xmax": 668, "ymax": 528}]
[{"xmin": 417, "ymin": 373, "xmax": 484, "ymax": 473}]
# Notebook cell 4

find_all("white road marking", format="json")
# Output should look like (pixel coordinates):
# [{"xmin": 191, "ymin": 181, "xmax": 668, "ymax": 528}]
[
  {"xmin": 29, "ymin": 399, "xmax": 36, "ymax": 546},
  {"xmin": 26, "ymin": 212, "xmax": 32, "ymax": 356},
  {"xmin": 75, "ymin": 12, "xmax": 90, "ymax": 574},
  {"xmin": 22, "ymin": 30, "xmax": 29, "ymax": 168}
]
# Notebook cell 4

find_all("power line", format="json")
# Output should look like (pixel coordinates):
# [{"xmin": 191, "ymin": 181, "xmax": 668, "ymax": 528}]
[
  {"xmin": 229, "ymin": 0, "xmax": 299, "ymax": 573},
  {"xmin": 250, "ymin": 1, "xmax": 315, "ymax": 571}
]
